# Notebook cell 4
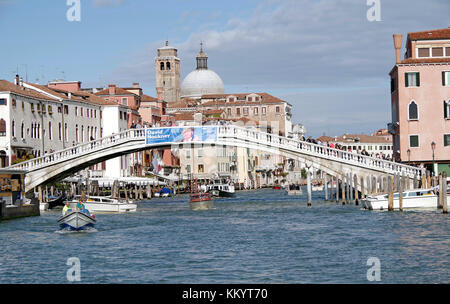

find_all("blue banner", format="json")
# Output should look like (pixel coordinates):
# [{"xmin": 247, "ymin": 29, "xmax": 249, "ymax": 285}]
[{"xmin": 145, "ymin": 127, "xmax": 217, "ymax": 145}]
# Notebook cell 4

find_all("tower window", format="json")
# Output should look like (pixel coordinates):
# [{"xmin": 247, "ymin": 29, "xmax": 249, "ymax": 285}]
[
  {"xmin": 408, "ymin": 101, "xmax": 418, "ymax": 120},
  {"xmin": 166, "ymin": 62, "xmax": 171, "ymax": 70},
  {"xmin": 160, "ymin": 62, "xmax": 165, "ymax": 71}
]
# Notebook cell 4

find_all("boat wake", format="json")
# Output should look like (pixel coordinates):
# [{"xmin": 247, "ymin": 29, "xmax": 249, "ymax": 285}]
[{"xmin": 55, "ymin": 227, "xmax": 98, "ymax": 234}]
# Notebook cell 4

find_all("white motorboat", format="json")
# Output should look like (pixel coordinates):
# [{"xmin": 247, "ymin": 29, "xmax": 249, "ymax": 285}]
[
  {"xmin": 69, "ymin": 195, "xmax": 137, "ymax": 213},
  {"xmin": 206, "ymin": 179, "xmax": 235, "ymax": 197},
  {"xmin": 312, "ymin": 185, "xmax": 324, "ymax": 192},
  {"xmin": 58, "ymin": 210, "xmax": 96, "ymax": 231},
  {"xmin": 286, "ymin": 185, "xmax": 303, "ymax": 195},
  {"xmin": 362, "ymin": 188, "xmax": 440, "ymax": 210}
]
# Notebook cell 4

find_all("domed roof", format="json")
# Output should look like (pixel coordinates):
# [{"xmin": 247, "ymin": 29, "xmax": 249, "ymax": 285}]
[{"xmin": 181, "ymin": 69, "xmax": 224, "ymax": 98}]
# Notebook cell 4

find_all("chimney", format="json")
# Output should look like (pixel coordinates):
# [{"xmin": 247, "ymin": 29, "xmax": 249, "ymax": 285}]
[
  {"xmin": 393, "ymin": 34, "xmax": 403, "ymax": 64},
  {"xmin": 108, "ymin": 84, "xmax": 116, "ymax": 95},
  {"xmin": 133, "ymin": 82, "xmax": 139, "ymax": 88},
  {"xmin": 14, "ymin": 74, "xmax": 19, "ymax": 85},
  {"xmin": 19, "ymin": 77, "xmax": 23, "ymax": 86},
  {"xmin": 68, "ymin": 92, "xmax": 72, "ymax": 99}
]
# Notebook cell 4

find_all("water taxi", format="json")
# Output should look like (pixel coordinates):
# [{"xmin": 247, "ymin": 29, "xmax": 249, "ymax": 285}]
[
  {"xmin": 68, "ymin": 195, "xmax": 137, "ymax": 213},
  {"xmin": 361, "ymin": 188, "xmax": 440, "ymax": 210},
  {"xmin": 206, "ymin": 180, "xmax": 235, "ymax": 197}
]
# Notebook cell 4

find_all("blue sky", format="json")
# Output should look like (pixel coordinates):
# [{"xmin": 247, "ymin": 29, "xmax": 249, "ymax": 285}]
[{"xmin": 1, "ymin": 0, "xmax": 449, "ymax": 137}]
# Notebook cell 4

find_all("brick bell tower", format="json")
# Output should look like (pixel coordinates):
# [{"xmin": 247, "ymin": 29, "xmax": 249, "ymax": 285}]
[{"xmin": 155, "ymin": 41, "xmax": 180, "ymax": 103}]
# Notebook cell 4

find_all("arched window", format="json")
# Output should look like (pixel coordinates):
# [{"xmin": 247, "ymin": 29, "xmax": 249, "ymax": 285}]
[
  {"xmin": 48, "ymin": 122, "xmax": 52, "ymax": 140},
  {"xmin": 166, "ymin": 62, "xmax": 171, "ymax": 70},
  {"xmin": 11, "ymin": 120, "xmax": 15, "ymax": 137},
  {"xmin": 408, "ymin": 101, "xmax": 418, "ymax": 120},
  {"xmin": 160, "ymin": 62, "xmax": 165, "ymax": 70},
  {"xmin": 21, "ymin": 122, "xmax": 24, "ymax": 139}
]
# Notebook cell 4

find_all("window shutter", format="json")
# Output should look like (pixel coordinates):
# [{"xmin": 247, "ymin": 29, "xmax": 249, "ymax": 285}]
[
  {"xmin": 405, "ymin": 73, "xmax": 409, "ymax": 87},
  {"xmin": 416, "ymin": 72, "xmax": 420, "ymax": 87},
  {"xmin": 445, "ymin": 100, "xmax": 448, "ymax": 119},
  {"xmin": 443, "ymin": 72, "xmax": 446, "ymax": 86}
]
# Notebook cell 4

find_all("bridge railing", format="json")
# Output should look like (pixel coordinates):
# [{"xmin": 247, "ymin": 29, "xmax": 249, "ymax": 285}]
[
  {"xmin": 8, "ymin": 125, "xmax": 423, "ymax": 178},
  {"xmin": 217, "ymin": 126, "xmax": 424, "ymax": 178},
  {"xmin": 8, "ymin": 128, "xmax": 146, "ymax": 171}
]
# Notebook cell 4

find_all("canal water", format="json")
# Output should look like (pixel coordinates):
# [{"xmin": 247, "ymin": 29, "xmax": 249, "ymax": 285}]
[{"xmin": 0, "ymin": 188, "xmax": 448, "ymax": 284}]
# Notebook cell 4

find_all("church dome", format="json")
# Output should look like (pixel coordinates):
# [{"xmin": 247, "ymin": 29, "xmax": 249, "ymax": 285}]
[
  {"xmin": 180, "ymin": 43, "xmax": 224, "ymax": 98},
  {"xmin": 181, "ymin": 69, "xmax": 224, "ymax": 98}
]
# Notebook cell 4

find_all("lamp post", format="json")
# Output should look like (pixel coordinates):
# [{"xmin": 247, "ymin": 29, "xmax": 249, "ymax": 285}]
[
  {"xmin": 407, "ymin": 149, "xmax": 411, "ymax": 163},
  {"xmin": 431, "ymin": 141, "xmax": 436, "ymax": 176}
]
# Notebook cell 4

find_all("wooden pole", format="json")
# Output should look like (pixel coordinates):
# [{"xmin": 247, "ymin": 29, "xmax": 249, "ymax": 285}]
[
  {"xmin": 324, "ymin": 175, "xmax": 328, "ymax": 201},
  {"xmin": 443, "ymin": 172, "xmax": 448, "ymax": 214},
  {"xmin": 388, "ymin": 175, "xmax": 394, "ymax": 211},
  {"xmin": 38, "ymin": 186, "xmax": 43, "ymax": 203},
  {"xmin": 354, "ymin": 174, "xmax": 359, "ymax": 205},
  {"xmin": 330, "ymin": 176, "xmax": 334, "ymax": 202},
  {"xmin": 341, "ymin": 177, "xmax": 346, "ymax": 205},
  {"xmin": 306, "ymin": 169, "xmax": 312, "ymax": 206},
  {"xmin": 439, "ymin": 174, "xmax": 443, "ymax": 209},
  {"xmin": 399, "ymin": 174, "xmax": 404, "ymax": 212}
]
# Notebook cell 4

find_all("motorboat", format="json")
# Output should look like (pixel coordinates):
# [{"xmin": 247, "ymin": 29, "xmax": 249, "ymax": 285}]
[
  {"xmin": 58, "ymin": 209, "xmax": 96, "ymax": 231},
  {"xmin": 361, "ymin": 188, "xmax": 440, "ymax": 211},
  {"xmin": 273, "ymin": 185, "xmax": 282, "ymax": 190},
  {"xmin": 312, "ymin": 185, "xmax": 324, "ymax": 192},
  {"xmin": 68, "ymin": 195, "xmax": 137, "ymax": 213},
  {"xmin": 206, "ymin": 180, "xmax": 235, "ymax": 197},
  {"xmin": 154, "ymin": 187, "xmax": 173, "ymax": 197},
  {"xmin": 189, "ymin": 192, "xmax": 213, "ymax": 210},
  {"xmin": 286, "ymin": 185, "xmax": 303, "ymax": 196}
]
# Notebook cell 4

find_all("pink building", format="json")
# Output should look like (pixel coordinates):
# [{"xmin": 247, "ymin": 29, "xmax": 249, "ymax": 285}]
[{"xmin": 389, "ymin": 28, "xmax": 450, "ymax": 175}]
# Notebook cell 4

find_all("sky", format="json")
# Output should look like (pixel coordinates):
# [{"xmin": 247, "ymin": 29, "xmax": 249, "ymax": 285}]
[{"xmin": 1, "ymin": 0, "xmax": 449, "ymax": 137}]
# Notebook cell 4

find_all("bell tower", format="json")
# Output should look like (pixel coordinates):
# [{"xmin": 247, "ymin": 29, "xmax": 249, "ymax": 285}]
[{"xmin": 155, "ymin": 41, "xmax": 180, "ymax": 103}]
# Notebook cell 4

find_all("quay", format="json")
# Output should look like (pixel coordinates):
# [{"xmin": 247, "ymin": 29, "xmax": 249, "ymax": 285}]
[{"xmin": 0, "ymin": 169, "xmax": 39, "ymax": 221}]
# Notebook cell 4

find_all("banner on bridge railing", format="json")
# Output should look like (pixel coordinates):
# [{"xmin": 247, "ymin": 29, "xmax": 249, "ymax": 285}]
[{"xmin": 145, "ymin": 127, "xmax": 218, "ymax": 145}]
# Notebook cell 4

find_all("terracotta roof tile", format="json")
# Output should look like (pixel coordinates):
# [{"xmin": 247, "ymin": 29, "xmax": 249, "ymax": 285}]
[
  {"xmin": 0, "ymin": 80, "xmax": 57, "ymax": 101},
  {"xmin": 400, "ymin": 57, "xmax": 450, "ymax": 64},
  {"xmin": 408, "ymin": 28, "xmax": 450, "ymax": 41},
  {"xmin": 141, "ymin": 94, "xmax": 158, "ymax": 102},
  {"xmin": 95, "ymin": 86, "xmax": 139, "ymax": 97}
]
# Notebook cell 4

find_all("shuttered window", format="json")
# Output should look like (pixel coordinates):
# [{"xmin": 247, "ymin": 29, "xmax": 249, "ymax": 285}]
[
  {"xmin": 0, "ymin": 119, "xmax": 6, "ymax": 136},
  {"xmin": 405, "ymin": 72, "xmax": 420, "ymax": 87},
  {"xmin": 444, "ymin": 134, "xmax": 450, "ymax": 147},
  {"xmin": 409, "ymin": 135, "xmax": 419, "ymax": 148}
]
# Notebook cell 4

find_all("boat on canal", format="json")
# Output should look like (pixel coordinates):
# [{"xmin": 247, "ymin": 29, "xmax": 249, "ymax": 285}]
[
  {"xmin": 286, "ymin": 184, "xmax": 303, "ymax": 196},
  {"xmin": 68, "ymin": 195, "xmax": 137, "ymax": 213},
  {"xmin": 361, "ymin": 187, "xmax": 442, "ymax": 210},
  {"xmin": 58, "ymin": 209, "xmax": 96, "ymax": 231},
  {"xmin": 154, "ymin": 187, "xmax": 174, "ymax": 197},
  {"xmin": 206, "ymin": 179, "xmax": 235, "ymax": 197},
  {"xmin": 189, "ymin": 178, "xmax": 213, "ymax": 210}
]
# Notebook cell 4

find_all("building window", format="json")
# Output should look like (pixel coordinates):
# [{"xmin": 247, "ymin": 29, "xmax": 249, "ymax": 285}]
[
  {"xmin": 75, "ymin": 107, "xmax": 78, "ymax": 116},
  {"xmin": 64, "ymin": 123, "xmax": 68, "ymax": 142},
  {"xmin": 160, "ymin": 62, "xmax": 165, "ymax": 70},
  {"xmin": 197, "ymin": 149, "xmax": 203, "ymax": 158},
  {"xmin": 262, "ymin": 107, "xmax": 266, "ymax": 115},
  {"xmin": 444, "ymin": 134, "xmax": 450, "ymax": 147},
  {"xmin": 58, "ymin": 123, "xmax": 62, "ymax": 141},
  {"xmin": 12, "ymin": 99, "xmax": 16, "ymax": 107},
  {"xmin": 447, "ymin": 47, "xmax": 450, "ymax": 57},
  {"xmin": 248, "ymin": 97, "xmax": 253, "ymax": 102},
  {"xmin": 444, "ymin": 100, "xmax": 450, "ymax": 119},
  {"xmin": 122, "ymin": 98, "xmax": 128, "ymax": 106},
  {"xmin": 48, "ymin": 105, "xmax": 52, "ymax": 114},
  {"xmin": 198, "ymin": 164, "xmax": 204, "ymax": 173},
  {"xmin": 243, "ymin": 107, "xmax": 249, "ymax": 116},
  {"xmin": 90, "ymin": 109, "xmax": 93, "ymax": 117},
  {"xmin": 75, "ymin": 125, "xmax": 79, "ymax": 142},
  {"xmin": 22, "ymin": 101, "xmax": 24, "ymax": 110},
  {"xmin": 443, "ymin": 71, "xmax": 450, "ymax": 86},
  {"xmin": 408, "ymin": 101, "xmax": 418, "ymax": 120},
  {"xmin": 253, "ymin": 107, "xmax": 258, "ymax": 115},
  {"xmin": 80, "ymin": 108, "xmax": 83, "ymax": 116},
  {"xmin": 418, "ymin": 48, "xmax": 430, "ymax": 58},
  {"xmin": 64, "ymin": 105, "xmax": 69, "ymax": 115},
  {"xmin": 432, "ymin": 47, "xmax": 444, "ymax": 57},
  {"xmin": 11, "ymin": 120, "xmax": 15, "ymax": 137},
  {"xmin": 409, "ymin": 135, "xmax": 419, "ymax": 148},
  {"xmin": 186, "ymin": 164, "xmax": 191, "ymax": 174},
  {"xmin": 276, "ymin": 106, "xmax": 280, "ymax": 113},
  {"xmin": 48, "ymin": 122, "xmax": 52, "ymax": 140},
  {"xmin": 21, "ymin": 122, "xmax": 24, "ymax": 139},
  {"xmin": 390, "ymin": 77, "xmax": 397, "ymax": 93},
  {"xmin": 166, "ymin": 62, "xmax": 171, "ymax": 70},
  {"xmin": 0, "ymin": 98, "xmax": 6, "ymax": 105},
  {"xmin": 81, "ymin": 126, "xmax": 84, "ymax": 142},
  {"xmin": 405, "ymin": 72, "xmax": 420, "ymax": 87},
  {"xmin": 236, "ymin": 108, "xmax": 241, "ymax": 116},
  {"xmin": 227, "ymin": 108, "xmax": 231, "ymax": 116}
]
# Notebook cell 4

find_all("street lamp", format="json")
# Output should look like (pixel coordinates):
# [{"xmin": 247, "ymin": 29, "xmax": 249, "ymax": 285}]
[
  {"xmin": 431, "ymin": 141, "xmax": 436, "ymax": 176},
  {"xmin": 407, "ymin": 149, "xmax": 411, "ymax": 163}
]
